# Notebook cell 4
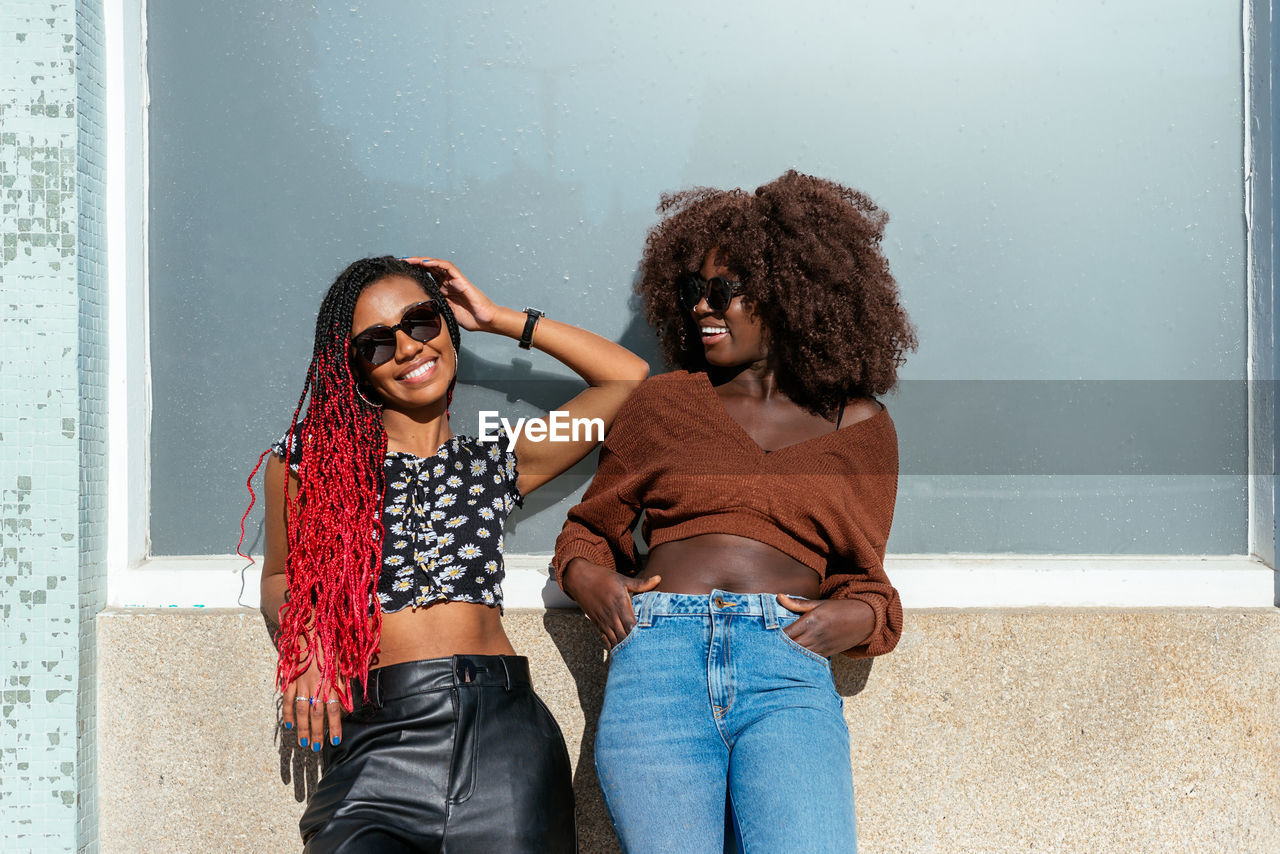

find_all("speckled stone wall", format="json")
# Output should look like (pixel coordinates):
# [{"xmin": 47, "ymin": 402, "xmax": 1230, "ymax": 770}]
[
  {"xmin": 0, "ymin": 1, "xmax": 107, "ymax": 851},
  {"xmin": 97, "ymin": 608, "xmax": 1280, "ymax": 853}
]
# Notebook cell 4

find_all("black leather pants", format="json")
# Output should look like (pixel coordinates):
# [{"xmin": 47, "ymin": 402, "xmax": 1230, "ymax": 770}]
[{"xmin": 300, "ymin": 656, "xmax": 576, "ymax": 853}]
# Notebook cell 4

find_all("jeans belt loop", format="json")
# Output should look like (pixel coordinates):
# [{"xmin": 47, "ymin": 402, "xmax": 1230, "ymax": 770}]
[
  {"xmin": 761, "ymin": 592, "xmax": 779, "ymax": 630},
  {"xmin": 636, "ymin": 591, "xmax": 654, "ymax": 627},
  {"xmin": 498, "ymin": 656, "xmax": 512, "ymax": 691},
  {"xmin": 366, "ymin": 668, "xmax": 383, "ymax": 711}
]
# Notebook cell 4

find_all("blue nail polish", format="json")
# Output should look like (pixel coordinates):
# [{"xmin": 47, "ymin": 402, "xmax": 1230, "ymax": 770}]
[
  {"xmin": 331, "ymin": 736, "xmax": 341, "ymax": 746},
  {"xmin": 312, "ymin": 741, "xmax": 322, "ymax": 752},
  {"xmin": 300, "ymin": 737, "xmax": 308, "ymax": 747},
  {"xmin": 284, "ymin": 721, "xmax": 293, "ymax": 731}
]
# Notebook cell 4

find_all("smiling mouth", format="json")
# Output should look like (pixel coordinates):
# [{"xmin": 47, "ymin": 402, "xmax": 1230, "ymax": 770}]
[
  {"xmin": 397, "ymin": 359, "xmax": 437, "ymax": 382},
  {"xmin": 700, "ymin": 326, "xmax": 728, "ymax": 341}
]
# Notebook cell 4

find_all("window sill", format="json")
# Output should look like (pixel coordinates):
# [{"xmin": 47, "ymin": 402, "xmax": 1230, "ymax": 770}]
[{"xmin": 107, "ymin": 554, "xmax": 1276, "ymax": 610}]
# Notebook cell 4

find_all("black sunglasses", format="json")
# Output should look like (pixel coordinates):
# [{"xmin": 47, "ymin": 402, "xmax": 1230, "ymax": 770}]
[
  {"xmin": 679, "ymin": 273, "xmax": 746, "ymax": 313},
  {"xmin": 350, "ymin": 301, "xmax": 444, "ymax": 366}
]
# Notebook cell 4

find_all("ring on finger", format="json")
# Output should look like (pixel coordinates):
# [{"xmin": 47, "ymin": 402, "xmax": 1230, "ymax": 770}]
[{"xmin": 294, "ymin": 697, "xmax": 311, "ymax": 703}]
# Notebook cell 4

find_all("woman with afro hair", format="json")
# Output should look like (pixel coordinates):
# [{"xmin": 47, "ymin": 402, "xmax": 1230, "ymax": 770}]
[
  {"xmin": 248, "ymin": 255, "xmax": 648, "ymax": 852},
  {"xmin": 553, "ymin": 171, "xmax": 916, "ymax": 853}
]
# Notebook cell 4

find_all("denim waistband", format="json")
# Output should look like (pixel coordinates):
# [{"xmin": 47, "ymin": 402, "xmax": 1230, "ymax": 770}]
[
  {"xmin": 352, "ymin": 655, "xmax": 530, "ymax": 710},
  {"xmin": 631, "ymin": 589, "xmax": 802, "ymax": 628}
]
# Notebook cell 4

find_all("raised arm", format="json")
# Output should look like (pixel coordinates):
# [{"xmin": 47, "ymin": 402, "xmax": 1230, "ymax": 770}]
[{"xmin": 406, "ymin": 257, "xmax": 649, "ymax": 495}]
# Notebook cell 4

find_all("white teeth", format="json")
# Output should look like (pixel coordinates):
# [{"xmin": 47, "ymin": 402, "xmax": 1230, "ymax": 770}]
[
  {"xmin": 402, "ymin": 360, "xmax": 436, "ymax": 380},
  {"xmin": 701, "ymin": 326, "xmax": 728, "ymax": 335}
]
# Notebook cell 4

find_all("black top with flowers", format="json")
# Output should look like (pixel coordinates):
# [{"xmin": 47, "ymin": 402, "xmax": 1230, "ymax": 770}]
[{"xmin": 271, "ymin": 429, "xmax": 523, "ymax": 613}]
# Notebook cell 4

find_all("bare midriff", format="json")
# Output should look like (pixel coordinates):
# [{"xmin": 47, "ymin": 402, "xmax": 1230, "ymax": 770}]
[
  {"xmin": 371, "ymin": 601, "xmax": 516, "ymax": 669},
  {"xmin": 642, "ymin": 533, "xmax": 821, "ymax": 598}
]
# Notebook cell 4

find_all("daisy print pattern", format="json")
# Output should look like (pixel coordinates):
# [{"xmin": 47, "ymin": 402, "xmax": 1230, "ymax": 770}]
[{"xmin": 269, "ymin": 431, "xmax": 524, "ymax": 615}]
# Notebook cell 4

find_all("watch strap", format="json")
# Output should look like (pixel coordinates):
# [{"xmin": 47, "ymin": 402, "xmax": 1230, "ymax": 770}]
[{"xmin": 518, "ymin": 307, "xmax": 543, "ymax": 350}]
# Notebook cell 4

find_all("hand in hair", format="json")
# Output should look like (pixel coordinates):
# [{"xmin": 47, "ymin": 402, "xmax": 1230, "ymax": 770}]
[{"xmin": 403, "ymin": 257, "xmax": 494, "ymax": 332}]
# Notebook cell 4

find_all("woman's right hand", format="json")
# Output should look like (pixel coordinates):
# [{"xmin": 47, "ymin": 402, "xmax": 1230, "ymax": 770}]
[
  {"xmin": 402, "ymin": 256, "xmax": 496, "ymax": 332},
  {"xmin": 281, "ymin": 655, "xmax": 343, "ymax": 752},
  {"xmin": 562, "ymin": 559, "xmax": 661, "ymax": 648}
]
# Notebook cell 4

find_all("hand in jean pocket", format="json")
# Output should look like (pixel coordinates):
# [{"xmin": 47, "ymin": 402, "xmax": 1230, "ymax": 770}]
[{"xmin": 776, "ymin": 594, "xmax": 875, "ymax": 657}]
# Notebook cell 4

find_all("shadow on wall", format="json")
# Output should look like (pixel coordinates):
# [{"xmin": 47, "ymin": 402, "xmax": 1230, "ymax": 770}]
[
  {"xmin": 275, "ymin": 696, "xmax": 322, "ymax": 804},
  {"xmin": 458, "ymin": 309, "xmax": 660, "ymax": 414},
  {"xmin": 833, "ymin": 656, "xmax": 874, "ymax": 697},
  {"xmin": 541, "ymin": 610, "xmax": 622, "ymax": 854}
]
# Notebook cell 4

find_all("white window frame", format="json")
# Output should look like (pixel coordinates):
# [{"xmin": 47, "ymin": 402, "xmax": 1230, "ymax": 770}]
[{"xmin": 105, "ymin": 0, "xmax": 1278, "ymax": 611}]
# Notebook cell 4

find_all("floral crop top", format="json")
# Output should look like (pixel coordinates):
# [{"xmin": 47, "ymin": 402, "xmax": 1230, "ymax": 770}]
[{"xmin": 271, "ymin": 429, "xmax": 523, "ymax": 613}]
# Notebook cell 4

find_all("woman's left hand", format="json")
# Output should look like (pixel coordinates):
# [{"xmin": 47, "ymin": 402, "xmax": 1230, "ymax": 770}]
[
  {"xmin": 776, "ymin": 595, "xmax": 876, "ymax": 657},
  {"xmin": 403, "ymin": 256, "xmax": 496, "ymax": 332}
]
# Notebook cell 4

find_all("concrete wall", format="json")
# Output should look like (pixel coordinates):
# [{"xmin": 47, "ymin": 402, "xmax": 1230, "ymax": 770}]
[{"xmin": 98, "ymin": 607, "xmax": 1280, "ymax": 853}]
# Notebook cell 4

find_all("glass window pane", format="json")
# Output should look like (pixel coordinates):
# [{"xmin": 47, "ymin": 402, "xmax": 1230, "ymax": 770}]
[{"xmin": 148, "ymin": 0, "xmax": 1245, "ymax": 555}]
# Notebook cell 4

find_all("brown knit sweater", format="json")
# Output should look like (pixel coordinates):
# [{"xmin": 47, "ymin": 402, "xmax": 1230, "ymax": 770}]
[{"xmin": 552, "ymin": 371, "xmax": 903, "ymax": 658}]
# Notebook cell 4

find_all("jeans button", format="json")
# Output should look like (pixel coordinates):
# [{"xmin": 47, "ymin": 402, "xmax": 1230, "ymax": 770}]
[{"xmin": 713, "ymin": 596, "xmax": 725, "ymax": 608}]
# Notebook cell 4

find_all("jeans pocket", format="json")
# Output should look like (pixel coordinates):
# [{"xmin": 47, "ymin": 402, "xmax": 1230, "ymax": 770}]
[
  {"xmin": 775, "ymin": 625, "xmax": 832, "ymax": 667},
  {"xmin": 608, "ymin": 621, "xmax": 644, "ymax": 657},
  {"xmin": 607, "ymin": 594, "xmax": 649, "ymax": 658}
]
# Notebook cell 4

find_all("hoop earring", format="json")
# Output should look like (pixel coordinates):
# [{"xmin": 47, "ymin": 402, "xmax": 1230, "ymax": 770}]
[{"xmin": 355, "ymin": 383, "xmax": 383, "ymax": 410}]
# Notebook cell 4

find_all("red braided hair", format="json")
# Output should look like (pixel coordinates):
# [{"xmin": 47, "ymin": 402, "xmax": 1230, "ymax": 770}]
[{"xmin": 240, "ymin": 257, "xmax": 461, "ymax": 709}]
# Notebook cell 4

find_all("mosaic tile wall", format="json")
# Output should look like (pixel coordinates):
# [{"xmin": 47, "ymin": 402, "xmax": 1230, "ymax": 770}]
[
  {"xmin": 74, "ymin": 1, "xmax": 106, "ymax": 851},
  {"xmin": 0, "ymin": 1, "xmax": 107, "ymax": 851}
]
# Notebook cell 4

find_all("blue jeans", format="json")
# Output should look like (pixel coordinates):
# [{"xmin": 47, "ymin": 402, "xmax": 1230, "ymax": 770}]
[{"xmin": 594, "ymin": 590, "xmax": 857, "ymax": 854}]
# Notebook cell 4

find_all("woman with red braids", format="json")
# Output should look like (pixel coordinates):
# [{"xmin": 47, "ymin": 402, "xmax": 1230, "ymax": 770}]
[{"xmin": 253, "ymin": 255, "xmax": 647, "ymax": 852}]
